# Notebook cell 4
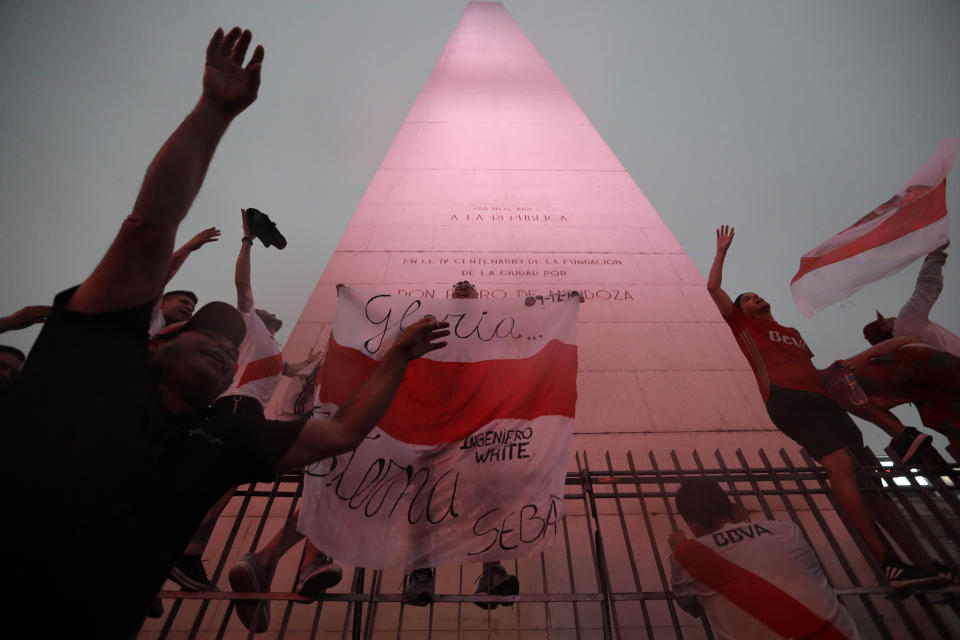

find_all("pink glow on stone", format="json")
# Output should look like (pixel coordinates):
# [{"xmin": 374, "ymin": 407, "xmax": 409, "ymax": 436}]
[{"xmin": 276, "ymin": 1, "xmax": 792, "ymax": 458}]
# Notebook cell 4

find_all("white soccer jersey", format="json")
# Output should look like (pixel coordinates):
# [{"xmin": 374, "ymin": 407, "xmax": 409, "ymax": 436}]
[
  {"xmin": 219, "ymin": 308, "xmax": 283, "ymax": 408},
  {"xmin": 670, "ymin": 520, "xmax": 859, "ymax": 639}
]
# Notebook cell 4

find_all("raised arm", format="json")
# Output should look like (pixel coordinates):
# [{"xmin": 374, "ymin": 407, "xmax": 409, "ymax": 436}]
[
  {"xmin": 68, "ymin": 27, "xmax": 264, "ymax": 314},
  {"xmin": 707, "ymin": 225, "xmax": 735, "ymax": 319},
  {"xmin": 275, "ymin": 319, "xmax": 450, "ymax": 471},
  {"xmin": 235, "ymin": 210, "xmax": 254, "ymax": 312},
  {"xmin": 896, "ymin": 243, "xmax": 948, "ymax": 334},
  {"xmin": 0, "ymin": 306, "xmax": 52, "ymax": 334},
  {"xmin": 162, "ymin": 227, "xmax": 221, "ymax": 288}
]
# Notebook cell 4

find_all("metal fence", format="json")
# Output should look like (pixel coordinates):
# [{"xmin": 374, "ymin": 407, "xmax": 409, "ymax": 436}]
[{"xmin": 142, "ymin": 448, "xmax": 960, "ymax": 639}]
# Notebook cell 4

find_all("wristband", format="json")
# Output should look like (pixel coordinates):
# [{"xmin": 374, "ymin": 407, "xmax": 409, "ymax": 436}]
[{"xmin": 241, "ymin": 236, "xmax": 254, "ymax": 244}]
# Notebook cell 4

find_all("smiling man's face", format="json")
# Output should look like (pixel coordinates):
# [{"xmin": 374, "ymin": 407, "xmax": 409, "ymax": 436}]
[{"xmin": 153, "ymin": 329, "xmax": 238, "ymax": 409}]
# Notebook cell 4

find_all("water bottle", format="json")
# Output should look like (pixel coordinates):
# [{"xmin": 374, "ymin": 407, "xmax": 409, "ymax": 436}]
[{"xmin": 841, "ymin": 370, "xmax": 868, "ymax": 406}]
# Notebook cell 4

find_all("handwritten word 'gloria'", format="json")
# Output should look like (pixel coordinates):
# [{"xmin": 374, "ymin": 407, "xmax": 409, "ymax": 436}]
[
  {"xmin": 469, "ymin": 493, "xmax": 562, "ymax": 555},
  {"xmin": 363, "ymin": 294, "xmax": 522, "ymax": 354}
]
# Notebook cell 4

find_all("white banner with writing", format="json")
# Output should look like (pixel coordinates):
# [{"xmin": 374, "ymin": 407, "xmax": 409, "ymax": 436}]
[{"xmin": 298, "ymin": 286, "xmax": 579, "ymax": 571}]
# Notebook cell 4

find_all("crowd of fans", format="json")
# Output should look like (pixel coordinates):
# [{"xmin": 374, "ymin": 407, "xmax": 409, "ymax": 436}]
[{"xmin": 2, "ymin": 26, "xmax": 957, "ymax": 639}]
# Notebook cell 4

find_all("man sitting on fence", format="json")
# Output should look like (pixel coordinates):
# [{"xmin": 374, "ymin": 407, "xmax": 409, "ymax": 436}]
[{"xmin": 669, "ymin": 478, "xmax": 861, "ymax": 639}]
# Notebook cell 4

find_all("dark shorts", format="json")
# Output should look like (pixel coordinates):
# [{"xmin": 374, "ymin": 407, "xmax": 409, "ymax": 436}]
[
  {"xmin": 765, "ymin": 385, "xmax": 865, "ymax": 462},
  {"xmin": 212, "ymin": 394, "xmax": 265, "ymax": 419}
]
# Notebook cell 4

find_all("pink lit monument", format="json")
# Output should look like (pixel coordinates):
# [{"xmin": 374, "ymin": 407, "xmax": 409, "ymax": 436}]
[
  {"xmin": 273, "ymin": 1, "xmax": 800, "ymax": 634},
  {"xmin": 281, "ymin": 2, "xmax": 791, "ymax": 462}
]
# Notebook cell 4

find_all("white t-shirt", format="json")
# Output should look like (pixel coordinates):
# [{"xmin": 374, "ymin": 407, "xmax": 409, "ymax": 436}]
[
  {"xmin": 671, "ymin": 520, "xmax": 859, "ymax": 639},
  {"xmin": 219, "ymin": 308, "xmax": 283, "ymax": 408}
]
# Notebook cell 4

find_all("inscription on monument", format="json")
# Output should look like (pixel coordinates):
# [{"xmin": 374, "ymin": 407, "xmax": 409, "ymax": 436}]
[{"xmin": 449, "ymin": 205, "xmax": 568, "ymax": 224}]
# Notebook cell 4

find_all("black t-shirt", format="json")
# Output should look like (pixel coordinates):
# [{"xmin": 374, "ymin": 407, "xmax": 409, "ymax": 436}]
[{"xmin": 5, "ymin": 287, "xmax": 305, "ymax": 638}]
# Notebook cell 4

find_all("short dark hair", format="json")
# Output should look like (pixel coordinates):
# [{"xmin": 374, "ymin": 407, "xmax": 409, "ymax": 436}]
[
  {"xmin": 0, "ymin": 345, "xmax": 26, "ymax": 362},
  {"xmin": 676, "ymin": 478, "xmax": 734, "ymax": 527},
  {"xmin": 733, "ymin": 293, "xmax": 746, "ymax": 310},
  {"xmin": 163, "ymin": 290, "xmax": 198, "ymax": 304}
]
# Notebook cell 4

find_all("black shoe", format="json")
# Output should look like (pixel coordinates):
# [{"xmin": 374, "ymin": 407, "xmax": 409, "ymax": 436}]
[
  {"xmin": 882, "ymin": 554, "xmax": 950, "ymax": 590},
  {"xmin": 402, "ymin": 568, "xmax": 435, "ymax": 606},
  {"xmin": 245, "ymin": 207, "xmax": 287, "ymax": 250},
  {"xmin": 474, "ymin": 564, "xmax": 519, "ymax": 610},
  {"xmin": 170, "ymin": 554, "xmax": 213, "ymax": 591},
  {"xmin": 888, "ymin": 427, "xmax": 933, "ymax": 465}
]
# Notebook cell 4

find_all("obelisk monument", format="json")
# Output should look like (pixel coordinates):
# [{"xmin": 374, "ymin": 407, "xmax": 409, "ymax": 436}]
[{"xmin": 279, "ymin": 2, "xmax": 792, "ymax": 467}]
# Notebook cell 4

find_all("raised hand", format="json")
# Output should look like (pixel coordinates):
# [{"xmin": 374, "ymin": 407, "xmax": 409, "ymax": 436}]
[
  {"xmin": 716, "ymin": 225, "xmax": 735, "ymax": 252},
  {"xmin": 202, "ymin": 27, "xmax": 264, "ymax": 118},
  {"xmin": 394, "ymin": 318, "xmax": 450, "ymax": 360},
  {"xmin": 183, "ymin": 227, "xmax": 221, "ymax": 251}
]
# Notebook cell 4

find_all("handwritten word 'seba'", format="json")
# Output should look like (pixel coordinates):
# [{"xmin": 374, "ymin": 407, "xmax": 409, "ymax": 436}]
[{"xmin": 470, "ymin": 494, "xmax": 562, "ymax": 555}]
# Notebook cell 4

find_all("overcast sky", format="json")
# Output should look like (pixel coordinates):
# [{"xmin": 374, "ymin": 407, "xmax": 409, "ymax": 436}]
[{"xmin": 2, "ymin": 0, "xmax": 958, "ymax": 450}]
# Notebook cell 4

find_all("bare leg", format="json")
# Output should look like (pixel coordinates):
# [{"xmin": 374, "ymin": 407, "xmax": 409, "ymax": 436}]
[
  {"xmin": 844, "ymin": 404, "xmax": 906, "ymax": 439},
  {"xmin": 254, "ymin": 508, "xmax": 306, "ymax": 570},
  {"xmin": 819, "ymin": 449, "xmax": 886, "ymax": 563}
]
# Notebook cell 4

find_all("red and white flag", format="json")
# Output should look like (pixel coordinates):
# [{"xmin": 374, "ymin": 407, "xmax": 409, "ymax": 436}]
[
  {"xmin": 791, "ymin": 138, "xmax": 960, "ymax": 317},
  {"xmin": 299, "ymin": 286, "xmax": 579, "ymax": 571}
]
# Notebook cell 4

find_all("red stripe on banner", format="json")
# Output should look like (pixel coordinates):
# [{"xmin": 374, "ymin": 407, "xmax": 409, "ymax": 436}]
[
  {"xmin": 320, "ymin": 337, "xmax": 577, "ymax": 445},
  {"xmin": 791, "ymin": 180, "xmax": 947, "ymax": 283},
  {"xmin": 237, "ymin": 353, "xmax": 283, "ymax": 387},
  {"xmin": 674, "ymin": 540, "xmax": 848, "ymax": 639}
]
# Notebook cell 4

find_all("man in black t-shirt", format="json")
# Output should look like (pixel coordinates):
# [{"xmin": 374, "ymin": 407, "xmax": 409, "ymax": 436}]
[{"xmin": 5, "ymin": 27, "xmax": 448, "ymax": 638}]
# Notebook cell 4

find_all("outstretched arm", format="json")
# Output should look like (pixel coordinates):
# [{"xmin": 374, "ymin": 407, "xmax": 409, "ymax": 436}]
[
  {"xmin": 235, "ymin": 209, "xmax": 254, "ymax": 312},
  {"xmin": 163, "ymin": 227, "xmax": 221, "ymax": 288},
  {"xmin": 0, "ymin": 306, "xmax": 52, "ymax": 334},
  {"xmin": 67, "ymin": 27, "xmax": 264, "ymax": 314},
  {"xmin": 896, "ymin": 242, "xmax": 948, "ymax": 334},
  {"xmin": 275, "ymin": 319, "xmax": 450, "ymax": 471},
  {"xmin": 707, "ymin": 225, "xmax": 736, "ymax": 319}
]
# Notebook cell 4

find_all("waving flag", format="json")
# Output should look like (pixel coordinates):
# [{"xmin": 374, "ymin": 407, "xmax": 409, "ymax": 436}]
[
  {"xmin": 299, "ymin": 286, "xmax": 579, "ymax": 571},
  {"xmin": 791, "ymin": 138, "xmax": 960, "ymax": 317}
]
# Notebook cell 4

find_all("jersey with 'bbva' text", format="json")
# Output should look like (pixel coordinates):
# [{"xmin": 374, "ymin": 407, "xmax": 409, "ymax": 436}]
[
  {"xmin": 725, "ymin": 307, "xmax": 826, "ymax": 402},
  {"xmin": 671, "ymin": 520, "xmax": 858, "ymax": 639}
]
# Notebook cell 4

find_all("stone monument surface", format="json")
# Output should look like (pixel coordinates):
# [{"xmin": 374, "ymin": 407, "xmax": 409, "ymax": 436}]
[{"xmin": 279, "ymin": 2, "xmax": 791, "ymax": 466}]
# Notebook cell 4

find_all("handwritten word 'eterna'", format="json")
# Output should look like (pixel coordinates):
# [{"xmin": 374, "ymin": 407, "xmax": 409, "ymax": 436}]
[
  {"xmin": 363, "ymin": 295, "xmax": 521, "ymax": 354},
  {"xmin": 307, "ymin": 448, "xmax": 459, "ymax": 525}
]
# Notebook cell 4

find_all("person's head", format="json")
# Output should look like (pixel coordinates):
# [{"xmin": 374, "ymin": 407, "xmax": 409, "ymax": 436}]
[
  {"xmin": 255, "ymin": 308, "xmax": 283, "ymax": 335},
  {"xmin": 160, "ymin": 290, "xmax": 198, "ymax": 324},
  {"xmin": 733, "ymin": 292, "xmax": 771, "ymax": 318},
  {"xmin": 863, "ymin": 310, "xmax": 894, "ymax": 345},
  {"xmin": 149, "ymin": 301, "xmax": 246, "ymax": 411},
  {"xmin": 452, "ymin": 280, "xmax": 479, "ymax": 300},
  {"xmin": 675, "ymin": 478, "xmax": 738, "ymax": 536},
  {"xmin": 0, "ymin": 345, "xmax": 26, "ymax": 387}
]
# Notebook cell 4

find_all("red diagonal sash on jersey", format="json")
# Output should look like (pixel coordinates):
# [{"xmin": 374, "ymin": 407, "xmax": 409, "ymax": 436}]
[
  {"xmin": 237, "ymin": 353, "xmax": 283, "ymax": 387},
  {"xmin": 674, "ymin": 540, "xmax": 847, "ymax": 639}
]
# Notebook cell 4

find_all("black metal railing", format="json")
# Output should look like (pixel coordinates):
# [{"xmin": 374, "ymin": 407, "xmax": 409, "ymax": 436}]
[{"xmin": 142, "ymin": 447, "xmax": 960, "ymax": 639}]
